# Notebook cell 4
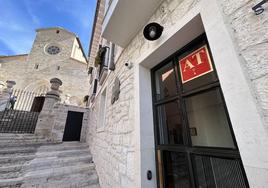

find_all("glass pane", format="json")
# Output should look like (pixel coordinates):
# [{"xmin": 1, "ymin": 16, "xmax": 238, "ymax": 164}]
[
  {"xmin": 163, "ymin": 151, "xmax": 191, "ymax": 188},
  {"xmin": 185, "ymin": 89, "xmax": 235, "ymax": 148},
  {"xmin": 193, "ymin": 155, "xmax": 248, "ymax": 188},
  {"xmin": 156, "ymin": 100, "xmax": 183, "ymax": 145},
  {"xmin": 155, "ymin": 62, "xmax": 177, "ymax": 101}
]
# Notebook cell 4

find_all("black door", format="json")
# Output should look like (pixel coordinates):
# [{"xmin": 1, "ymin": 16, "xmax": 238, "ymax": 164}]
[
  {"xmin": 30, "ymin": 96, "xmax": 45, "ymax": 112},
  {"xmin": 63, "ymin": 111, "xmax": 84, "ymax": 141}
]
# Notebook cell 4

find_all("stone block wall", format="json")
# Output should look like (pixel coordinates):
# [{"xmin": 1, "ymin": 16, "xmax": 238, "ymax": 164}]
[
  {"xmin": 36, "ymin": 100, "xmax": 89, "ymax": 142},
  {"xmin": 51, "ymin": 104, "xmax": 89, "ymax": 142},
  {"xmin": 219, "ymin": 0, "xmax": 268, "ymax": 127},
  {"xmin": 0, "ymin": 55, "xmax": 28, "ymax": 88},
  {"xmin": 86, "ymin": 0, "xmax": 268, "ymax": 187},
  {"xmin": 87, "ymin": 62, "xmax": 136, "ymax": 188}
]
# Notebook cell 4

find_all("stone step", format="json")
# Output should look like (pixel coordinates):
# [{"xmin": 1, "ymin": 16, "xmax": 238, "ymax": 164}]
[
  {"xmin": 0, "ymin": 140, "xmax": 52, "ymax": 147},
  {"xmin": 0, "ymin": 134, "xmax": 45, "ymax": 140},
  {"xmin": 0, "ymin": 165, "xmax": 22, "ymax": 180},
  {"xmin": 0, "ymin": 142, "xmax": 88, "ymax": 155},
  {"xmin": 0, "ymin": 146, "xmax": 36, "ymax": 155},
  {"xmin": 0, "ymin": 169, "xmax": 21, "ymax": 179},
  {"xmin": 0, "ymin": 164, "xmax": 22, "ymax": 174},
  {"xmin": 25, "ymin": 155, "xmax": 93, "ymax": 172},
  {"xmin": 0, "ymin": 137, "xmax": 47, "ymax": 142},
  {"xmin": 0, "ymin": 177, "xmax": 23, "ymax": 187},
  {"xmin": 0, "ymin": 154, "xmax": 35, "ymax": 165},
  {"xmin": 24, "ymin": 163, "xmax": 96, "ymax": 180},
  {"xmin": 35, "ymin": 148, "xmax": 91, "ymax": 158},
  {"xmin": 0, "ymin": 140, "xmax": 100, "ymax": 188},
  {"xmin": 22, "ymin": 171, "xmax": 99, "ymax": 188},
  {"xmin": 37, "ymin": 142, "xmax": 88, "ymax": 152},
  {"xmin": 86, "ymin": 184, "xmax": 101, "ymax": 188}
]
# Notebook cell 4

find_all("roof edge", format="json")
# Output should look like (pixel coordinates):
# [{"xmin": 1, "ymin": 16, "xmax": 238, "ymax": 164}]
[
  {"xmin": 88, "ymin": 0, "xmax": 101, "ymax": 58},
  {"xmin": 36, "ymin": 27, "xmax": 76, "ymax": 36},
  {"xmin": 36, "ymin": 27, "xmax": 88, "ymax": 63},
  {"xmin": 0, "ymin": 54, "xmax": 28, "ymax": 58}
]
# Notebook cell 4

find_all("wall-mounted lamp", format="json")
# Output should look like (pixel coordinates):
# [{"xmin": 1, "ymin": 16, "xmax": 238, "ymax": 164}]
[
  {"xmin": 252, "ymin": 0, "xmax": 268, "ymax": 15},
  {"xmin": 143, "ymin": 22, "xmax": 163, "ymax": 41}
]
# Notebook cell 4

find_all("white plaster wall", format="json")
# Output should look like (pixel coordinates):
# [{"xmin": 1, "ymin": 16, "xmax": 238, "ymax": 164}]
[{"xmin": 71, "ymin": 38, "xmax": 87, "ymax": 63}]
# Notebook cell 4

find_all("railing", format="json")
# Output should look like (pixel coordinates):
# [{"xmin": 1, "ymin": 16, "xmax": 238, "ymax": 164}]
[
  {"xmin": 0, "ymin": 89, "xmax": 45, "ymax": 133},
  {"xmin": 12, "ymin": 89, "xmax": 45, "ymax": 111},
  {"xmin": 0, "ymin": 110, "xmax": 39, "ymax": 133}
]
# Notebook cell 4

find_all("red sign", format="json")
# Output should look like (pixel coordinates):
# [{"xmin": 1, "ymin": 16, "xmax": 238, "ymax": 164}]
[{"xmin": 179, "ymin": 45, "xmax": 213, "ymax": 83}]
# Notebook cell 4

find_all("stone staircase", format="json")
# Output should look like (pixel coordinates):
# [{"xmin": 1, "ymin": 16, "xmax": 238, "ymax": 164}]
[{"xmin": 0, "ymin": 134, "xmax": 100, "ymax": 188}]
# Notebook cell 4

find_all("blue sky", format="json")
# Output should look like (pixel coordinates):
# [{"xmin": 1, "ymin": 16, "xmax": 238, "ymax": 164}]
[{"xmin": 0, "ymin": 0, "xmax": 96, "ymax": 56}]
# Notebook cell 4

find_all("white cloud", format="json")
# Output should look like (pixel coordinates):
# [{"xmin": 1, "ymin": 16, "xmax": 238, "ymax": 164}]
[
  {"xmin": 23, "ymin": 0, "xmax": 41, "ymax": 25},
  {"xmin": 0, "ymin": 0, "xmax": 94, "ymax": 55}
]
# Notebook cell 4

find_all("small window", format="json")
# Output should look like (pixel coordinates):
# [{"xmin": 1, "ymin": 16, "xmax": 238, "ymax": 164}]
[
  {"xmin": 155, "ymin": 62, "xmax": 177, "ymax": 101},
  {"xmin": 98, "ymin": 88, "xmax": 107, "ymax": 128},
  {"xmin": 57, "ymin": 66, "xmax": 60, "ymax": 70},
  {"xmin": 56, "ymin": 30, "xmax": 60, "ymax": 34},
  {"xmin": 46, "ymin": 45, "xmax": 61, "ymax": 55},
  {"xmin": 34, "ymin": 64, "xmax": 39, "ymax": 69}
]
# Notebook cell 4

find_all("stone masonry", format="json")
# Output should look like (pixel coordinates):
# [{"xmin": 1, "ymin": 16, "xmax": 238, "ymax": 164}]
[
  {"xmin": 0, "ymin": 134, "xmax": 100, "ymax": 188},
  {"xmin": 0, "ymin": 27, "xmax": 90, "ymax": 106},
  {"xmin": 87, "ymin": 63, "xmax": 135, "ymax": 187},
  {"xmin": 219, "ymin": 0, "xmax": 268, "ymax": 128},
  {"xmin": 86, "ymin": 0, "xmax": 268, "ymax": 188}
]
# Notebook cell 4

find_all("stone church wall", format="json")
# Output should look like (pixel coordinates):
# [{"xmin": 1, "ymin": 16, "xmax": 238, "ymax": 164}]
[
  {"xmin": 86, "ymin": 0, "xmax": 268, "ymax": 187},
  {"xmin": 0, "ymin": 28, "xmax": 90, "ymax": 106},
  {"xmin": 0, "ymin": 55, "xmax": 28, "ymax": 88}
]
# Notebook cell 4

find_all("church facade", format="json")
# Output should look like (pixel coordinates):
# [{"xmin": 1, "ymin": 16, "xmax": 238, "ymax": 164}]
[
  {"xmin": 86, "ymin": 0, "xmax": 268, "ymax": 188},
  {"xmin": 0, "ymin": 27, "xmax": 89, "ymax": 106}
]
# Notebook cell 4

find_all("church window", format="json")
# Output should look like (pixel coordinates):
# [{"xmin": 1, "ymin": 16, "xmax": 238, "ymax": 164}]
[
  {"xmin": 56, "ymin": 30, "xmax": 60, "ymax": 34},
  {"xmin": 46, "ymin": 45, "xmax": 61, "ymax": 55},
  {"xmin": 34, "ymin": 64, "xmax": 39, "ymax": 69},
  {"xmin": 57, "ymin": 66, "xmax": 60, "ymax": 70}
]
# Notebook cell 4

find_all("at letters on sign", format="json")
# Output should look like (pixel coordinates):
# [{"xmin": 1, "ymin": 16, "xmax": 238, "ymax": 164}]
[{"xmin": 179, "ymin": 45, "xmax": 213, "ymax": 83}]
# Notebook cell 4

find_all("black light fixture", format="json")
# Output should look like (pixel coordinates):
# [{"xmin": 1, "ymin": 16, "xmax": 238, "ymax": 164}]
[
  {"xmin": 252, "ymin": 0, "xmax": 268, "ymax": 15},
  {"xmin": 143, "ymin": 22, "xmax": 163, "ymax": 41}
]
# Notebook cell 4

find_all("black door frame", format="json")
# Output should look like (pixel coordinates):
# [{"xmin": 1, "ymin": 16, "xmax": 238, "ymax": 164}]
[{"xmin": 151, "ymin": 33, "xmax": 249, "ymax": 188}]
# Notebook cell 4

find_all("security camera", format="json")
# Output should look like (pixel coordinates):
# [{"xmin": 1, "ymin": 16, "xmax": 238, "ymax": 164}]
[{"xmin": 125, "ymin": 62, "xmax": 133, "ymax": 69}]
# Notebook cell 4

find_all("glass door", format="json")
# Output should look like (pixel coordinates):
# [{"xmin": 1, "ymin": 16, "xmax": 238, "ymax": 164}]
[{"xmin": 151, "ymin": 34, "xmax": 249, "ymax": 188}]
